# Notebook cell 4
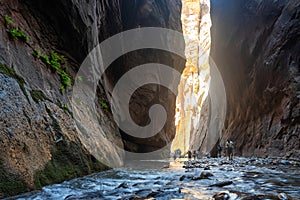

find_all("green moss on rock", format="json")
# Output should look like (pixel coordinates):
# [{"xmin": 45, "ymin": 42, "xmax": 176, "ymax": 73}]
[
  {"xmin": 30, "ymin": 90, "xmax": 51, "ymax": 103},
  {"xmin": 4, "ymin": 15, "xmax": 14, "ymax": 26},
  {"xmin": 9, "ymin": 29, "xmax": 30, "ymax": 42},
  {"xmin": 34, "ymin": 141, "xmax": 109, "ymax": 189}
]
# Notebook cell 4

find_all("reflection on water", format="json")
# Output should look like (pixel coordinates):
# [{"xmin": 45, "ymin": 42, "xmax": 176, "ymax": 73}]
[{"xmin": 7, "ymin": 157, "xmax": 300, "ymax": 200}]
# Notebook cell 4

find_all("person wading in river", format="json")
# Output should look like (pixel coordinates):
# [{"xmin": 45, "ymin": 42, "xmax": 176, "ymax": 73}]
[
  {"xmin": 217, "ymin": 144, "xmax": 223, "ymax": 158},
  {"xmin": 187, "ymin": 150, "xmax": 192, "ymax": 160},
  {"xmin": 192, "ymin": 150, "xmax": 197, "ymax": 160},
  {"xmin": 226, "ymin": 140, "xmax": 234, "ymax": 161}
]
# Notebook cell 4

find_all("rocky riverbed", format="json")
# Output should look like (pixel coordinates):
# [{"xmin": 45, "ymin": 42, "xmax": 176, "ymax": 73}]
[{"xmin": 6, "ymin": 157, "xmax": 300, "ymax": 200}]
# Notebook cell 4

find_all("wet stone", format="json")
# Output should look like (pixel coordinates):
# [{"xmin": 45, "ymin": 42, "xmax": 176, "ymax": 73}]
[
  {"xmin": 281, "ymin": 160, "xmax": 291, "ymax": 165},
  {"xmin": 278, "ymin": 193, "xmax": 291, "ymax": 200},
  {"xmin": 213, "ymin": 191, "xmax": 231, "ymax": 200},
  {"xmin": 146, "ymin": 191, "xmax": 160, "ymax": 198},
  {"xmin": 192, "ymin": 176, "xmax": 203, "ymax": 180},
  {"xmin": 213, "ymin": 191, "xmax": 238, "ymax": 200},
  {"xmin": 192, "ymin": 171, "xmax": 214, "ymax": 180},
  {"xmin": 200, "ymin": 171, "xmax": 214, "ymax": 178},
  {"xmin": 166, "ymin": 181, "xmax": 173, "ymax": 186},
  {"xmin": 209, "ymin": 181, "xmax": 233, "ymax": 187},
  {"xmin": 117, "ymin": 182, "xmax": 129, "ymax": 189},
  {"xmin": 127, "ymin": 196, "xmax": 143, "ymax": 200},
  {"xmin": 240, "ymin": 194, "xmax": 284, "ymax": 200},
  {"xmin": 180, "ymin": 175, "xmax": 186, "ymax": 181},
  {"xmin": 153, "ymin": 181, "xmax": 165, "ymax": 185},
  {"xmin": 135, "ymin": 189, "xmax": 154, "ymax": 197},
  {"xmin": 64, "ymin": 191, "xmax": 104, "ymax": 200}
]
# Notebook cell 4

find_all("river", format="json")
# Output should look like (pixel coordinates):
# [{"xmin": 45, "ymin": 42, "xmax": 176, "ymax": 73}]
[{"xmin": 7, "ymin": 157, "xmax": 300, "ymax": 200}]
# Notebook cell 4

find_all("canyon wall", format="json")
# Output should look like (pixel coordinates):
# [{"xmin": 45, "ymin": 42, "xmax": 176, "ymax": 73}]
[
  {"xmin": 172, "ymin": 0, "xmax": 212, "ymax": 154},
  {"xmin": 118, "ymin": 0, "xmax": 185, "ymax": 154},
  {"xmin": 0, "ymin": 0, "xmax": 184, "ymax": 197},
  {"xmin": 0, "ymin": 0, "xmax": 122, "ymax": 197},
  {"xmin": 211, "ymin": 0, "xmax": 300, "ymax": 159}
]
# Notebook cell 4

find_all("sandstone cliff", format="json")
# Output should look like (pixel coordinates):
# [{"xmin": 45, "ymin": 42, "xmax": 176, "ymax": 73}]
[
  {"xmin": 211, "ymin": 0, "xmax": 300, "ymax": 159},
  {"xmin": 172, "ymin": 0, "xmax": 212, "ymax": 154},
  {"xmin": 0, "ymin": 0, "xmax": 123, "ymax": 197},
  {"xmin": 0, "ymin": 0, "xmax": 183, "ymax": 197}
]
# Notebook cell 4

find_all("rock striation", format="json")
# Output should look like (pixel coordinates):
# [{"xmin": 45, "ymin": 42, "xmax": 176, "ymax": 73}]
[
  {"xmin": 0, "ymin": 0, "xmax": 124, "ymax": 197},
  {"xmin": 172, "ymin": 0, "xmax": 212, "ymax": 154},
  {"xmin": 211, "ymin": 0, "xmax": 300, "ymax": 159},
  {"xmin": 0, "ymin": 0, "xmax": 184, "ymax": 197}
]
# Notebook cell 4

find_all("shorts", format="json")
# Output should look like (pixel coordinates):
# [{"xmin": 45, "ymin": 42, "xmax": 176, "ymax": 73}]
[{"xmin": 227, "ymin": 147, "xmax": 233, "ymax": 155}]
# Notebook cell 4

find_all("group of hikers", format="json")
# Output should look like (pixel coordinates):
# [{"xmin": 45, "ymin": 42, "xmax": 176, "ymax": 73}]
[
  {"xmin": 173, "ymin": 149, "xmax": 201, "ymax": 160},
  {"xmin": 218, "ymin": 139, "xmax": 234, "ymax": 160},
  {"xmin": 173, "ymin": 139, "xmax": 234, "ymax": 161}
]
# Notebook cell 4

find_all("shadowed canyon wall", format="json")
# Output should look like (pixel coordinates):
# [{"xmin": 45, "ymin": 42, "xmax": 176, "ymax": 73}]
[
  {"xmin": 118, "ymin": 0, "xmax": 185, "ymax": 154},
  {"xmin": 211, "ymin": 0, "xmax": 300, "ymax": 159},
  {"xmin": 0, "ymin": 0, "xmax": 124, "ymax": 197},
  {"xmin": 0, "ymin": 0, "xmax": 183, "ymax": 197}
]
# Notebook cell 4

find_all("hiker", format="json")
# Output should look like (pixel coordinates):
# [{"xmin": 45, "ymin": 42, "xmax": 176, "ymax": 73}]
[
  {"xmin": 187, "ymin": 150, "xmax": 192, "ymax": 160},
  {"xmin": 173, "ymin": 149, "xmax": 182, "ymax": 160},
  {"xmin": 226, "ymin": 140, "xmax": 234, "ymax": 160},
  {"xmin": 206, "ymin": 152, "xmax": 211, "ymax": 158},
  {"xmin": 217, "ymin": 144, "xmax": 223, "ymax": 158},
  {"xmin": 192, "ymin": 150, "xmax": 197, "ymax": 160},
  {"xmin": 173, "ymin": 152, "xmax": 177, "ymax": 161},
  {"xmin": 197, "ymin": 151, "xmax": 202, "ymax": 159},
  {"xmin": 177, "ymin": 149, "xmax": 182, "ymax": 158}
]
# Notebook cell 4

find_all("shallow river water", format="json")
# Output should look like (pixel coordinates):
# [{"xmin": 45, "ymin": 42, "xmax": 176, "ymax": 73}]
[{"xmin": 8, "ymin": 157, "xmax": 300, "ymax": 200}]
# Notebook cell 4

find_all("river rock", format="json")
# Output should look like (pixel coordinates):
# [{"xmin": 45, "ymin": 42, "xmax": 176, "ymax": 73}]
[
  {"xmin": 201, "ymin": 171, "xmax": 214, "ymax": 178},
  {"xmin": 192, "ymin": 176, "xmax": 203, "ymax": 181},
  {"xmin": 146, "ymin": 191, "xmax": 160, "ymax": 198},
  {"xmin": 179, "ymin": 175, "xmax": 186, "ymax": 181},
  {"xmin": 192, "ymin": 171, "xmax": 214, "ymax": 180},
  {"xmin": 64, "ymin": 191, "xmax": 104, "ymax": 199},
  {"xmin": 213, "ymin": 191, "xmax": 231, "ymax": 200},
  {"xmin": 280, "ymin": 160, "xmax": 291, "ymax": 165},
  {"xmin": 209, "ymin": 181, "xmax": 233, "ymax": 187},
  {"xmin": 240, "ymin": 194, "xmax": 285, "ymax": 200},
  {"xmin": 278, "ymin": 193, "xmax": 291, "ymax": 200},
  {"xmin": 153, "ymin": 181, "xmax": 165, "ymax": 185},
  {"xmin": 213, "ymin": 190, "xmax": 238, "ymax": 200},
  {"xmin": 117, "ymin": 182, "xmax": 129, "ymax": 189},
  {"xmin": 135, "ymin": 189, "xmax": 153, "ymax": 197},
  {"xmin": 128, "ymin": 196, "xmax": 146, "ymax": 200}
]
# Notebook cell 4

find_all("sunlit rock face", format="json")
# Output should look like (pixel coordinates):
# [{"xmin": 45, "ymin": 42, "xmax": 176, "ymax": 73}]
[
  {"xmin": 172, "ymin": 0, "xmax": 211, "ymax": 154},
  {"xmin": 211, "ymin": 0, "xmax": 300, "ymax": 159}
]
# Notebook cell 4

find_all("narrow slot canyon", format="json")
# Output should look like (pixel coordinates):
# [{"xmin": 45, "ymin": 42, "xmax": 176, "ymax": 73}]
[{"xmin": 0, "ymin": 0, "xmax": 299, "ymax": 199}]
